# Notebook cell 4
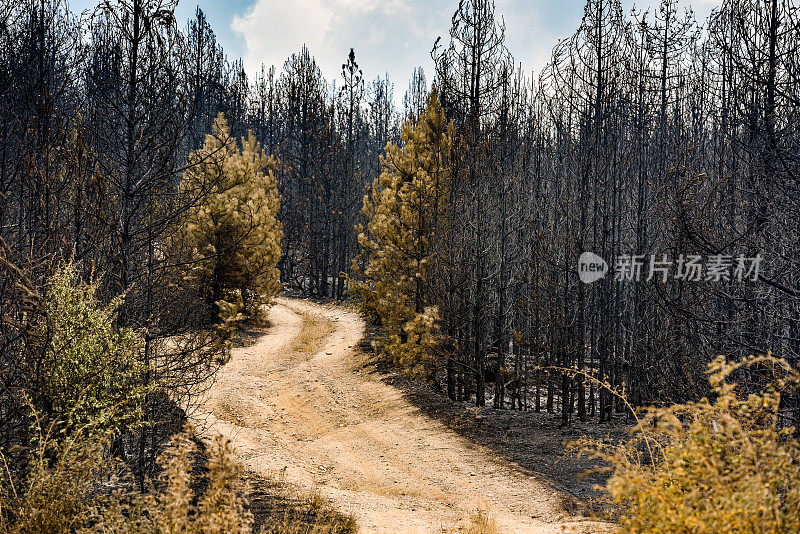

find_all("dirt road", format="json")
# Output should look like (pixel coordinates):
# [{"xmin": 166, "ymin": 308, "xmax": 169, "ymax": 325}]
[{"xmin": 195, "ymin": 298, "xmax": 611, "ymax": 533}]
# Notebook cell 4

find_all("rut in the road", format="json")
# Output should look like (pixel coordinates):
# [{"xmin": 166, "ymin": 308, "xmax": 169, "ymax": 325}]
[{"xmin": 196, "ymin": 297, "xmax": 613, "ymax": 534}]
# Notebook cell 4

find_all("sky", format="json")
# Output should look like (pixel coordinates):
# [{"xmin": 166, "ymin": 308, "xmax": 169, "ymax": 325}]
[{"xmin": 69, "ymin": 0, "xmax": 723, "ymax": 105}]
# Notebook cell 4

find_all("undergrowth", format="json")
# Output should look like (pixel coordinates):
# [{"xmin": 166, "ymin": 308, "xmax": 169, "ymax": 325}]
[
  {"xmin": 576, "ymin": 353, "xmax": 800, "ymax": 533},
  {"xmin": 463, "ymin": 509, "xmax": 501, "ymax": 534},
  {"xmin": 0, "ymin": 425, "xmax": 253, "ymax": 533},
  {"xmin": 0, "ymin": 417, "xmax": 358, "ymax": 533},
  {"xmin": 247, "ymin": 476, "xmax": 358, "ymax": 534}
]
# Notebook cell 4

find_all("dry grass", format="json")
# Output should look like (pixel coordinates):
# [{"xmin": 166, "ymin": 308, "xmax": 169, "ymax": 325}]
[
  {"xmin": 0, "ymin": 422, "xmax": 361, "ymax": 534},
  {"xmin": 578, "ymin": 353, "xmax": 800, "ymax": 534},
  {"xmin": 289, "ymin": 311, "xmax": 333, "ymax": 355},
  {"xmin": 0, "ymin": 426, "xmax": 254, "ymax": 534},
  {"xmin": 463, "ymin": 509, "xmax": 501, "ymax": 534},
  {"xmin": 247, "ymin": 475, "xmax": 358, "ymax": 533},
  {"xmin": 215, "ymin": 399, "xmax": 249, "ymax": 426}
]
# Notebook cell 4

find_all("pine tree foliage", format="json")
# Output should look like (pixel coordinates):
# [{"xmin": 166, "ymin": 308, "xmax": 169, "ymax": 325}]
[
  {"xmin": 352, "ymin": 91, "xmax": 452, "ymax": 379},
  {"xmin": 180, "ymin": 113, "xmax": 283, "ymax": 322}
]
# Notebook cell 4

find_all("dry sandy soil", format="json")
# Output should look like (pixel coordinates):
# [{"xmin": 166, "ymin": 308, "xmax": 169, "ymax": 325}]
[{"xmin": 194, "ymin": 297, "xmax": 615, "ymax": 533}]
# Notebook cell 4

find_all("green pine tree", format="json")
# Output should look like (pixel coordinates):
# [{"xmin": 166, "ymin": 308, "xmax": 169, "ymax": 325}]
[
  {"xmin": 351, "ymin": 91, "xmax": 452, "ymax": 379},
  {"xmin": 180, "ymin": 113, "xmax": 283, "ymax": 323}
]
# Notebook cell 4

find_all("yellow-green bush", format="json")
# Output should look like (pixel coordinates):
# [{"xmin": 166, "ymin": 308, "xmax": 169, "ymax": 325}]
[
  {"xmin": 22, "ymin": 263, "xmax": 148, "ymax": 441},
  {"xmin": 586, "ymin": 353, "xmax": 800, "ymax": 533}
]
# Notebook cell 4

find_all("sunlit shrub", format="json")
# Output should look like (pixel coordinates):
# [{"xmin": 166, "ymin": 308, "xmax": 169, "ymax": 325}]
[
  {"xmin": 22, "ymin": 263, "xmax": 148, "ymax": 441},
  {"xmin": 0, "ymin": 426, "xmax": 253, "ymax": 533},
  {"xmin": 582, "ymin": 353, "xmax": 800, "ymax": 533}
]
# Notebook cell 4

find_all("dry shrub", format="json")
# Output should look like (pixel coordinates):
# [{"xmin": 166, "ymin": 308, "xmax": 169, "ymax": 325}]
[
  {"xmin": 195, "ymin": 434, "xmax": 252, "ymax": 532},
  {"xmin": 463, "ymin": 509, "xmax": 501, "ymax": 534},
  {"xmin": 1, "ymin": 425, "xmax": 253, "ymax": 533},
  {"xmin": 97, "ymin": 427, "xmax": 254, "ymax": 533},
  {"xmin": 581, "ymin": 353, "xmax": 800, "ymax": 533},
  {"xmin": 249, "ymin": 479, "xmax": 358, "ymax": 534},
  {"xmin": 262, "ymin": 508, "xmax": 357, "ymax": 534},
  {"xmin": 1, "ymin": 422, "xmax": 360, "ymax": 534},
  {"xmin": 0, "ymin": 425, "xmax": 112, "ymax": 533}
]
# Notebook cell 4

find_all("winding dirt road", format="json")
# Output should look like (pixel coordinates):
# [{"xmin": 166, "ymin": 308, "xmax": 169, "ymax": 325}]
[{"xmin": 195, "ymin": 298, "xmax": 611, "ymax": 533}]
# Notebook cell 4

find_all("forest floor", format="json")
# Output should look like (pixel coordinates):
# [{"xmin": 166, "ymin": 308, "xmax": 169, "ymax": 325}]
[{"xmin": 194, "ymin": 297, "xmax": 617, "ymax": 533}]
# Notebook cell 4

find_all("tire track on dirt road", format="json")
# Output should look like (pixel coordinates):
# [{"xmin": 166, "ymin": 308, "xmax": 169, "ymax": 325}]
[{"xmin": 195, "ymin": 297, "xmax": 613, "ymax": 533}]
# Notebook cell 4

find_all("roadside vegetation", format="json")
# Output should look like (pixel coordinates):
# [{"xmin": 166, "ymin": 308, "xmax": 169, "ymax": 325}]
[
  {"xmin": 350, "ymin": 90, "xmax": 451, "ymax": 381},
  {"xmin": 0, "ymin": 114, "xmax": 288, "ymax": 531},
  {"xmin": 2, "ymin": 0, "xmax": 799, "ymax": 530},
  {"xmin": 577, "ymin": 354, "xmax": 800, "ymax": 533}
]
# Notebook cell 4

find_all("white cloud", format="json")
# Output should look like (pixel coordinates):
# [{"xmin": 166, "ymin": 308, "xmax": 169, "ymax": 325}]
[
  {"xmin": 231, "ymin": 0, "xmax": 725, "ymax": 105},
  {"xmin": 231, "ymin": 0, "xmax": 448, "ymax": 98},
  {"xmin": 231, "ymin": 0, "xmax": 334, "ymax": 74}
]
